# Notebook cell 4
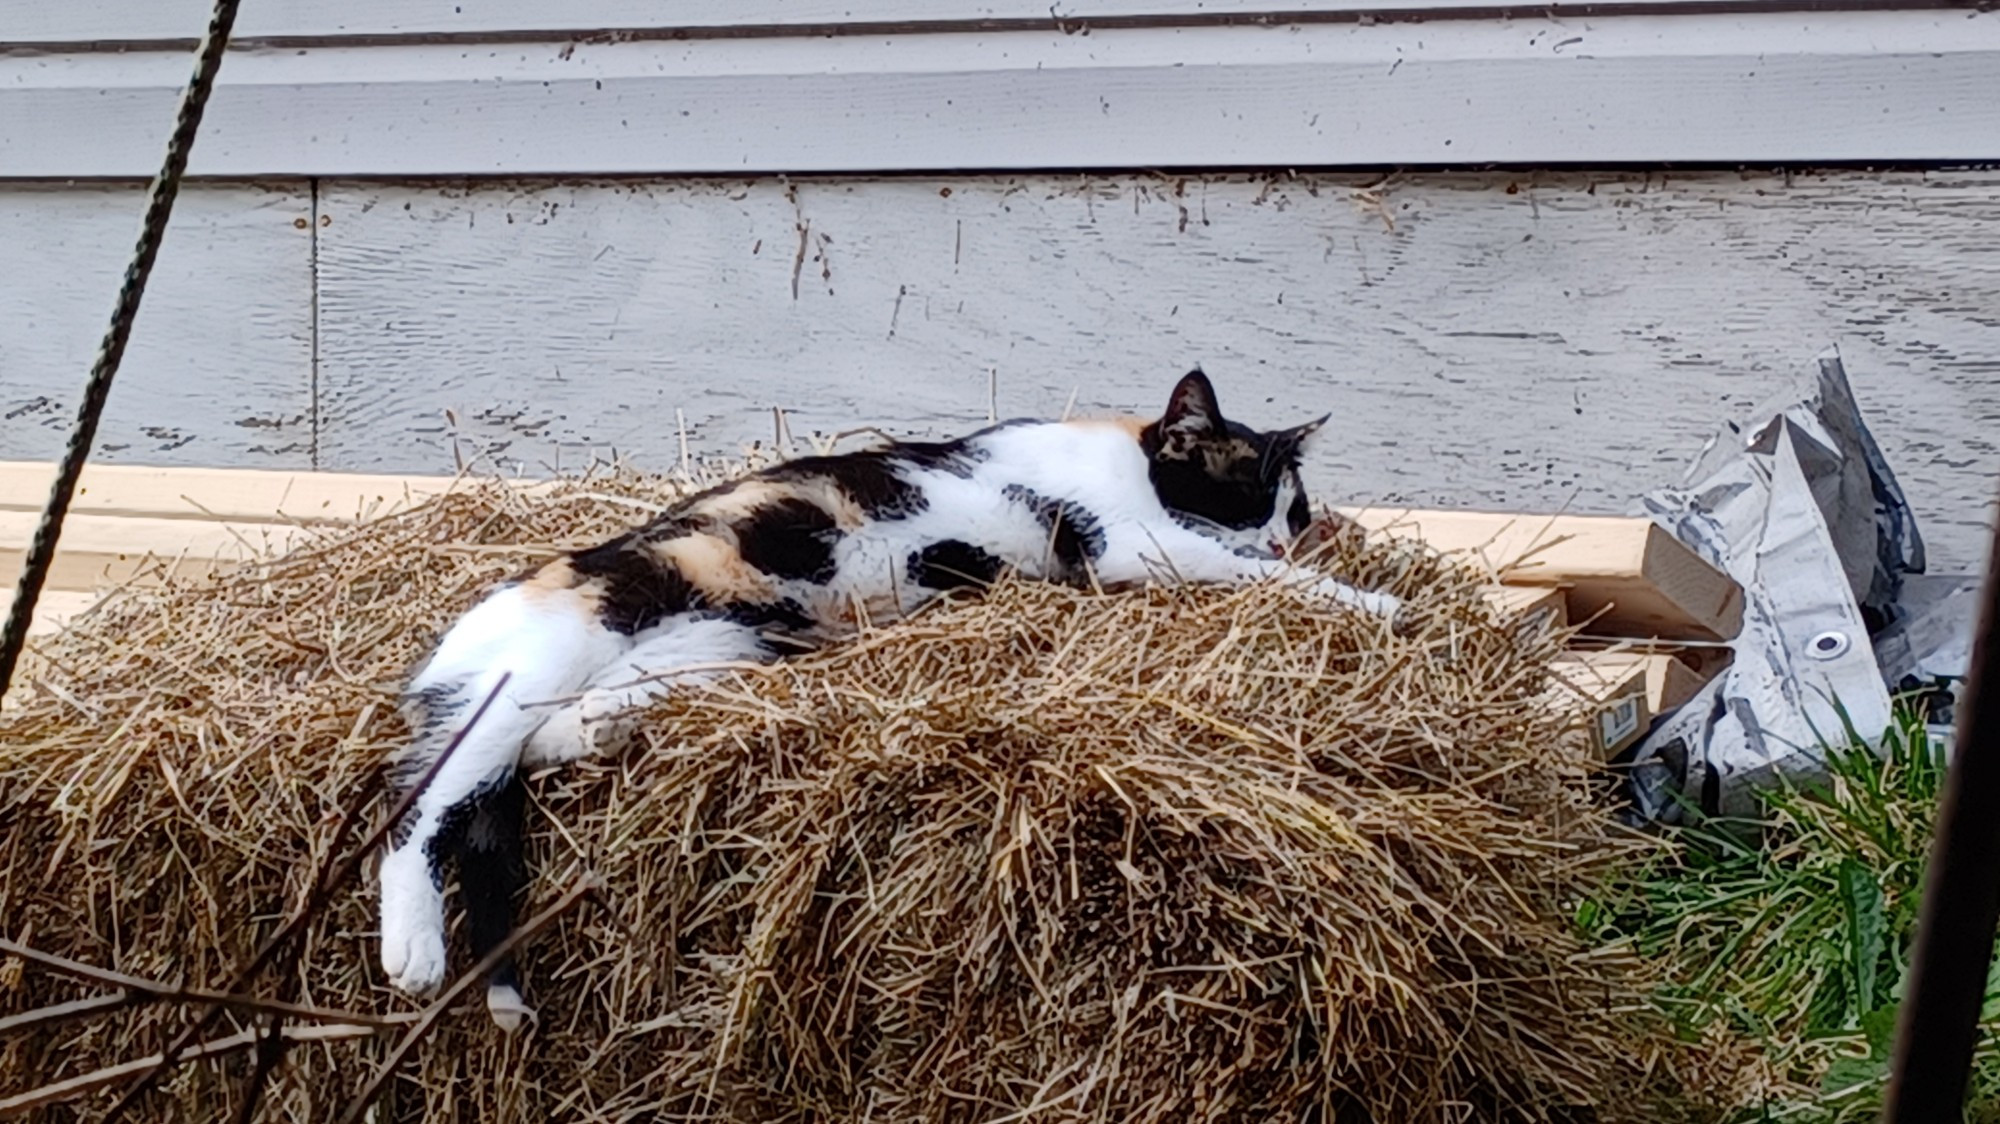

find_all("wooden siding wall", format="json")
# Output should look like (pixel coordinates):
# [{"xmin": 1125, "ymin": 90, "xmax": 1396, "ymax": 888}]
[{"xmin": 3, "ymin": 169, "xmax": 1996, "ymax": 571}]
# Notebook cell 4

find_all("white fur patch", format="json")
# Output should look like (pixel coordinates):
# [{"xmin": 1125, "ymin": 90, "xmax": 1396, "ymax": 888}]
[{"xmin": 523, "ymin": 615, "xmax": 772, "ymax": 765}]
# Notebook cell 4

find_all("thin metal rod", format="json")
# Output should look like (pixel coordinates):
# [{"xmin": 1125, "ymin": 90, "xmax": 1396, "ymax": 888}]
[
  {"xmin": 1883, "ymin": 501, "xmax": 2000, "ymax": 1122},
  {"xmin": 0, "ymin": 0, "xmax": 242, "ymax": 699}
]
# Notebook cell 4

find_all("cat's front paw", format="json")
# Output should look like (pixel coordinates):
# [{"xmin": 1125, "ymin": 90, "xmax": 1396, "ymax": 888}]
[
  {"xmin": 523, "ymin": 690, "xmax": 639, "ymax": 765},
  {"xmin": 1304, "ymin": 576, "xmax": 1404, "ymax": 624}
]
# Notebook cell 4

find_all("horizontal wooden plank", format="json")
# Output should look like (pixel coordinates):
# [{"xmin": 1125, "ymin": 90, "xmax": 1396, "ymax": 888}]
[
  {"xmin": 0, "ymin": 512, "xmax": 310, "ymax": 593},
  {"xmin": 0, "ymin": 589, "xmax": 106, "ymax": 638},
  {"xmin": 1481, "ymin": 584, "xmax": 1568, "ymax": 635},
  {"xmin": 4, "ymin": 13, "xmax": 1998, "ymax": 176},
  {"xmin": 0, "ymin": 461, "xmax": 488, "ymax": 524},
  {"xmin": 1595, "ymin": 650, "xmax": 1713, "ymax": 714},
  {"xmin": 0, "ymin": 0, "xmax": 1849, "ymax": 46},
  {"xmin": 1339, "ymin": 507, "xmax": 1744, "ymax": 642}
]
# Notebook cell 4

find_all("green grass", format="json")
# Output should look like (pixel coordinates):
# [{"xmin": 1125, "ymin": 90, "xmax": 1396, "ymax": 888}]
[{"xmin": 1583, "ymin": 702, "xmax": 2000, "ymax": 1122}]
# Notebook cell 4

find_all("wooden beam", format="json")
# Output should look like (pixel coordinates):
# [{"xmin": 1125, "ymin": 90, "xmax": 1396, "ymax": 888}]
[
  {"xmin": 1338, "ymin": 507, "xmax": 1743, "ymax": 643},
  {"xmin": 0, "ymin": 512, "xmax": 309, "ymax": 593},
  {"xmin": 0, "ymin": 461, "xmax": 477, "ymax": 524},
  {"xmin": 0, "ymin": 589, "xmax": 104, "ymax": 639},
  {"xmin": 1479, "ymin": 583, "xmax": 1567, "ymax": 636}
]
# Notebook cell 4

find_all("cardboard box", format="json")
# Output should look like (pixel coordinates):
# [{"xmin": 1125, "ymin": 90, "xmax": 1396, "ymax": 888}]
[
  {"xmin": 1337, "ymin": 507, "xmax": 1743, "ymax": 643},
  {"xmin": 1548, "ymin": 652, "xmax": 1654, "ymax": 758}
]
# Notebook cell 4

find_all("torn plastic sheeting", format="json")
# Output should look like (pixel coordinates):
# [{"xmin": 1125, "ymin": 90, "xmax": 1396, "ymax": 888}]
[
  {"xmin": 1874, "ymin": 572, "xmax": 1981, "ymax": 738},
  {"xmin": 1626, "ymin": 352, "xmax": 1922, "ymax": 823}
]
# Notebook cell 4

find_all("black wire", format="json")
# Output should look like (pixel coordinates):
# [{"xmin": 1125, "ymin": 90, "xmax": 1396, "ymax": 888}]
[{"xmin": 0, "ymin": 0, "xmax": 244, "ymax": 699}]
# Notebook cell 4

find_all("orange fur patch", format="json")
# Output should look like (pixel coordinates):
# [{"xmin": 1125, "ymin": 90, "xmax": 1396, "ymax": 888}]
[
  {"xmin": 648, "ymin": 533, "xmax": 775, "ymax": 604},
  {"xmin": 517, "ymin": 557, "xmax": 606, "ymax": 615},
  {"xmin": 1063, "ymin": 416, "xmax": 1151, "ymax": 442}
]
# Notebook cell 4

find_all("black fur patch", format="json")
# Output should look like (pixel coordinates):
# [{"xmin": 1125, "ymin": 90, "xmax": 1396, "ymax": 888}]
[
  {"xmin": 1142, "ymin": 422, "xmax": 1284, "ymax": 532},
  {"xmin": 452, "ymin": 771, "xmax": 528, "ymax": 991},
  {"xmin": 894, "ymin": 435, "xmax": 988, "ymax": 478},
  {"xmin": 390, "ymin": 684, "xmax": 465, "ymax": 792},
  {"xmin": 1003, "ymin": 485, "xmax": 1106, "ymax": 573},
  {"xmin": 908, "ymin": 539, "xmax": 1007, "ymax": 591},
  {"xmin": 735, "ymin": 497, "xmax": 841, "ymax": 583},
  {"xmin": 425, "ymin": 769, "xmax": 515, "ymax": 891},
  {"xmin": 769, "ymin": 452, "xmax": 930, "ymax": 520},
  {"xmin": 724, "ymin": 598, "xmax": 817, "ymax": 634},
  {"xmin": 388, "ymin": 683, "xmax": 471, "ymax": 849},
  {"xmin": 569, "ymin": 533, "xmax": 703, "ymax": 635}
]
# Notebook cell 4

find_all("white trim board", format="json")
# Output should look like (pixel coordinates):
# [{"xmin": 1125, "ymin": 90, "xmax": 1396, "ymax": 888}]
[
  {"xmin": 5, "ymin": 1, "xmax": 1934, "ymax": 45},
  {"xmin": 2, "ymin": 12, "xmax": 1997, "ymax": 176}
]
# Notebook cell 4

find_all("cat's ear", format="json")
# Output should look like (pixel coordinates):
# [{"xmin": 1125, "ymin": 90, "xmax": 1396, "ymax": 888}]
[
  {"xmin": 1282, "ymin": 414, "xmax": 1330, "ymax": 447},
  {"xmin": 1160, "ymin": 369, "xmax": 1225, "ymax": 443}
]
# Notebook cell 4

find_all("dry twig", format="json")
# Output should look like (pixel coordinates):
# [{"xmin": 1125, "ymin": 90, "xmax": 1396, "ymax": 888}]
[{"xmin": 0, "ymin": 1022, "xmax": 396, "ymax": 1117}]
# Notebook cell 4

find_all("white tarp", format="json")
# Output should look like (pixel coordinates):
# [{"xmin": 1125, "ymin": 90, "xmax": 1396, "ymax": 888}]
[{"xmin": 1626, "ymin": 352, "xmax": 1931, "ymax": 822}]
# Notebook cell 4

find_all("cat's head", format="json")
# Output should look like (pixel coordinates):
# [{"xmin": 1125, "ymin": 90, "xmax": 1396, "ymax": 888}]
[{"xmin": 1142, "ymin": 369, "xmax": 1328, "ymax": 558}]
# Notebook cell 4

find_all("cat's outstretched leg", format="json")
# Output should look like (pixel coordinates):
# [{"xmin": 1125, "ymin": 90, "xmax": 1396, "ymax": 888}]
[
  {"xmin": 523, "ymin": 615, "xmax": 778, "ymax": 766},
  {"xmin": 379, "ymin": 585, "xmax": 622, "ymax": 998},
  {"xmin": 1094, "ymin": 521, "xmax": 1404, "ymax": 621}
]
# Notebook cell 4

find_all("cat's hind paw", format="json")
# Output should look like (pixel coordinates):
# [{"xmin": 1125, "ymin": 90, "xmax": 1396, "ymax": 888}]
[
  {"xmin": 488, "ymin": 982, "xmax": 536, "ymax": 1032},
  {"xmin": 379, "ymin": 845, "xmax": 449, "ymax": 996}
]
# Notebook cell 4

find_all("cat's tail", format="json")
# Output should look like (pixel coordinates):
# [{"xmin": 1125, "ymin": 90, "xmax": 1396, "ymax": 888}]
[
  {"xmin": 451, "ymin": 769, "xmax": 532, "ymax": 1030},
  {"xmin": 378, "ymin": 583, "xmax": 615, "ymax": 1023}
]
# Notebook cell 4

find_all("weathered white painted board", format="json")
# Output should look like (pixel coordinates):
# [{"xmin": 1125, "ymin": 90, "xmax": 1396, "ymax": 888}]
[
  {"xmin": 6, "ymin": 13, "xmax": 1999, "ymax": 177},
  {"xmin": 0, "ymin": 0, "xmax": 1827, "ymax": 44},
  {"xmin": 313, "ymin": 169, "xmax": 2000, "ymax": 572},
  {"xmin": 0, "ymin": 184, "xmax": 315, "ymax": 468}
]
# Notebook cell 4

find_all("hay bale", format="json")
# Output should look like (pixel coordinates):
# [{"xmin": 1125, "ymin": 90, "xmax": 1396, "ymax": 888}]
[{"xmin": 0, "ymin": 472, "xmax": 1704, "ymax": 1122}]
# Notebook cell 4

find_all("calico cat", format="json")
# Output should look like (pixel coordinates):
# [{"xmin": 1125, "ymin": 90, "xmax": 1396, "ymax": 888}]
[{"xmin": 378, "ymin": 370, "xmax": 1401, "ymax": 1027}]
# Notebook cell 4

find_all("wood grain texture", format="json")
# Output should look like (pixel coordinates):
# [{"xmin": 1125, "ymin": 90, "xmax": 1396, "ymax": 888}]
[
  {"xmin": 312, "ymin": 169, "xmax": 2000, "ymax": 572},
  {"xmin": 6, "ymin": 13, "xmax": 1999, "ymax": 176},
  {"xmin": 0, "ymin": 183, "xmax": 315, "ymax": 468}
]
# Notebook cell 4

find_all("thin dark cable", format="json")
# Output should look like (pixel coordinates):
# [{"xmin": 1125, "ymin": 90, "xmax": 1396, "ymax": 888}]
[{"xmin": 0, "ymin": 0, "xmax": 243, "ymax": 699}]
